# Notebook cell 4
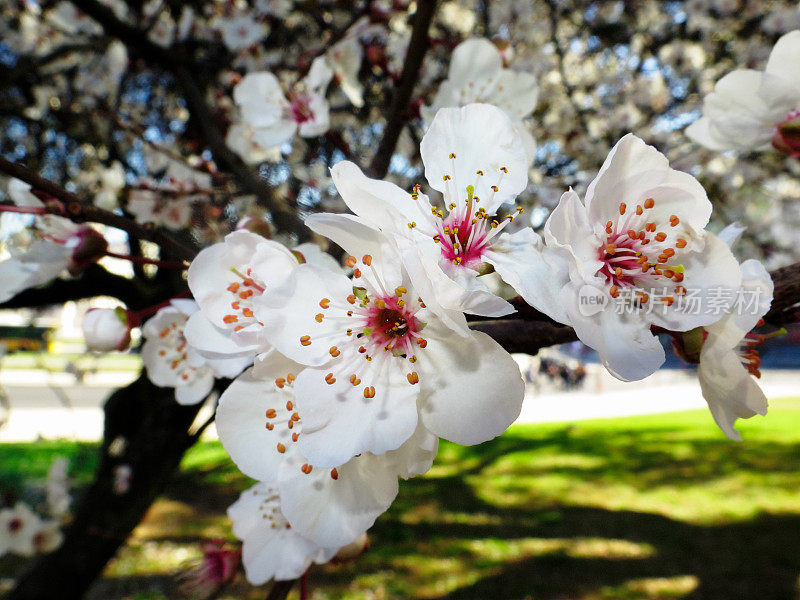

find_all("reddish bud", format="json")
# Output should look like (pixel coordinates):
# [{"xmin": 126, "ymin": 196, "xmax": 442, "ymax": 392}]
[
  {"xmin": 772, "ymin": 114, "xmax": 800, "ymax": 157},
  {"xmin": 67, "ymin": 227, "xmax": 108, "ymax": 275}
]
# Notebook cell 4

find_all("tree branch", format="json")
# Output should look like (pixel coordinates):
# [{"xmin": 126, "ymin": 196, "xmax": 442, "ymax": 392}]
[
  {"xmin": 0, "ymin": 264, "xmax": 177, "ymax": 312},
  {"xmin": 0, "ymin": 157, "xmax": 197, "ymax": 261},
  {"xmin": 367, "ymin": 0, "xmax": 438, "ymax": 178}
]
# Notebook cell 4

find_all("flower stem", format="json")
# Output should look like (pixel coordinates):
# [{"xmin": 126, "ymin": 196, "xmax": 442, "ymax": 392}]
[
  {"xmin": 0, "ymin": 204, "xmax": 48, "ymax": 215},
  {"xmin": 105, "ymin": 251, "xmax": 188, "ymax": 270},
  {"xmin": 300, "ymin": 570, "xmax": 309, "ymax": 600},
  {"xmin": 126, "ymin": 291, "xmax": 191, "ymax": 326}
]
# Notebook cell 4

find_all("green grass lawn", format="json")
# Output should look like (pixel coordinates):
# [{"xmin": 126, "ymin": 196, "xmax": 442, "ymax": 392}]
[{"xmin": 3, "ymin": 399, "xmax": 800, "ymax": 599}]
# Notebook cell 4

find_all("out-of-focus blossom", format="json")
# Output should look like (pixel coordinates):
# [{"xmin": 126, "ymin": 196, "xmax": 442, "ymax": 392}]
[
  {"xmin": 234, "ymin": 57, "xmax": 333, "ymax": 149},
  {"xmin": 46, "ymin": 458, "xmax": 71, "ymax": 519},
  {"xmin": 687, "ymin": 31, "xmax": 800, "ymax": 155},
  {"xmin": 212, "ymin": 15, "xmax": 266, "ymax": 52},
  {"xmin": 423, "ymin": 38, "xmax": 539, "ymax": 163},
  {"xmin": 142, "ymin": 300, "xmax": 250, "ymax": 405},
  {"xmin": 179, "ymin": 539, "xmax": 240, "ymax": 598}
]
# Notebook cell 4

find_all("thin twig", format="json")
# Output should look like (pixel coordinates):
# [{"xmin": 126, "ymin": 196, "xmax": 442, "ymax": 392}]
[{"xmin": 0, "ymin": 157, "xmax": 197, "ymax": 260}]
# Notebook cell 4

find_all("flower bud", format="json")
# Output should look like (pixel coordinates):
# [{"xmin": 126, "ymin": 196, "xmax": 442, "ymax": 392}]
[
  {"xmin": 179, "ymin": 539, "xmax": 240, "ymax": 597},
  {"xmin": 772, "ymin": 115, "xmax": 800, "ymax": 157},
  {"xmin": 82, "ymin": 308, "xmax": 132, "ymax": 352},
  {"xmin": 66, "ymin": 227, "xmax": 109, "ymax": 275},
  {"xmin": 236, "ymin": 215, "xmax": 273, "ymax": 239}
]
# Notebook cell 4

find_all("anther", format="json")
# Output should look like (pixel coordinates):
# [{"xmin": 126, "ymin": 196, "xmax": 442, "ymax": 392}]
[
  {"xmin": 330, "ymin": 468, "xmax": 339, "ymax": 480},
  {"xmin": 363, "ymin": 386, "xmax": 376, "ymax": 399},
  {"xmin": 319, "ymin": 298, "xmax": 330, "ymax": 309},
  {"xmin": 325, "ymin": 373, "xmax": 336, "ymax": 385},
  {"xmin": 277, "ymin": 443, "xmax": 286, "ymax": 453},
  {"xmin": 300, "ymin": 335, "xmax": 311, "ymax": 346},
  {"xmin": 407, "ymin": 372, "xmax": 419, "ymax": 385},
  {"xmin": 329, "ymin": 346, "xmax": 340, "ymax": 357},
  {"xmin": 345, "ymin": 256, "xmax": 357, "ymax": 268},
  {"xmin": 315, "ymin": 313, "xmax": 324, "ymax": 323},
  {"xmin": 362, "ymin": 254, "xmax": 372, "ymax": 266}
]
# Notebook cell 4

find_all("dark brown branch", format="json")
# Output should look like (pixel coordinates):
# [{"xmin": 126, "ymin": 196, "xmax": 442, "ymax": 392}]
[
  {"xmin": 0, "ymin": 157, "xmax": 197, "ymax": 261},
  {"xmin": 470, "ymin": 319, "xmax": 578, "ymax": 354},
  {"xmin": 265, "ymin": 579, "xmax": 296, "ymax": 600},
  {"xmin": 367, "ymin": 0, "xmax": 438, "ymax": 178},
  {"xmin": 764, "ymin": 262, "xmax": 800, "ymax": 326},
  {"xmin": 0, "ymin": 264, "xmax": 176, "ymax": 312}
]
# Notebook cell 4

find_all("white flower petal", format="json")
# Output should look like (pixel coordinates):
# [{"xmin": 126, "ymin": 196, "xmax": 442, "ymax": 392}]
[
  {"xmin": 698, "ymin": 346, "xmax": 767, "ymax": 441},
  {"xmin": 278, "ymin": 452, "xmax": 397, "ymax": 548},
  {"xmin": 585, "ymin": 134, "xmax": 712, "ymax": 235},
  {"xmin": 421, "ymin": 104, "xmax": 528, "ymax": 213},
  {"xmin": 562, "ymin": 283, "xmax": 666, "ymax": 382},
  {"xmin": 418, "ymin": 328, "xmax": 524, "ymax": 445},
  {"xmin": 764, "ymin": 30, "xmax": 800, "ymax": 92},
  {"xmin": 328, "ymin": 161, "xmax": 431, "ymax": 233},
  {"xmin": 255, "ymin": 263, "xmax": 355, "ymax": 367},
  {"xmin": 293, "ymin": 348, "xmax": 420, "ymax": 468},
  {"xmin": 484, "ymin": 228, "xmax": 570, "ymax": 323},
  {"xmin": 543, "ymin": 189, "xmax": 601, "ymax": 281},
  {"xmin": 447, "ymin": 38, "xmax": 503, "ymax": 90},
  {"xmin": 216, "ymin": 368, "xmax": 298, "ymax": 482}
]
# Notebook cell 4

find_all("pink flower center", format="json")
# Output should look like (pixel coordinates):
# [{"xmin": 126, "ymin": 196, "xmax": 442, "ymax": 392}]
[
  {"xmin": 598, "ymin": 197, "xmax": 688, "ymax": 307},
  {"xmin": 406, "ymin": 155, "xmax": 522, "ymax": 270},
  {"xmin": 300, "ymin": 255, "xmax": 426, "ymax": 403},
  {"xmin": 289, "ymin": 95, "xmax": 315, "ymax": 125},
  {"xmin": 7, "ymin": 518, "xmax": 23, "ymax": 533}
]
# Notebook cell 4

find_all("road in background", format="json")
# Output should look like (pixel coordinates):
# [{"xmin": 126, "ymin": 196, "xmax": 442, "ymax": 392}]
[{"xmin": 1, "ymin": 366, "xmax": 797, "ymax": 442}]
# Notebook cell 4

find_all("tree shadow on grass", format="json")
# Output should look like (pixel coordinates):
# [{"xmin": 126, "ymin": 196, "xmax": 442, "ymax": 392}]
[
  {"xmin": 143, "ymin": 423, "xmax": 800, "ymax": 600},
  {"xmin": 314, "ymin": 425, "xmax": 800, "ymax": 600}
]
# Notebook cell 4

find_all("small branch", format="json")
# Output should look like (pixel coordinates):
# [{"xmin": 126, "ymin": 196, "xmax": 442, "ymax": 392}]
[
  {"xmin": 105, "ymin": 251, "xmax": 188, "ymax": 270},
  {"xmin": 0, "ymin": 264, "xmax": 177, "ymax": 311},
  {"xmin": 0, "ymin": 157, "xmax": 197, "ymax": 261},
  {"xmin": 265, "ymin": 579, "xmax": 296, "ymax": 600},
  {"xmin": 469, "ymin": 319, "xmax": 577, "ymax": 354},
  {"xmin": 367, "ymin": 0, "xmax": 438, "ymax": 178}
]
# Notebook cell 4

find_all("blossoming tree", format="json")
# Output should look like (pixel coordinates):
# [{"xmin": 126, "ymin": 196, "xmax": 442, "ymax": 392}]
[{"xmin": 1, "ymin": 0, "xmax": 800, "ymax": 598}]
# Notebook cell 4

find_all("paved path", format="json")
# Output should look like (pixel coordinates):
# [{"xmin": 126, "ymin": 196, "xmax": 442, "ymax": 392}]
[
  {"xmin": 0, "ymin": 368, "xmax": 797, "ymax": 442},
  {"xmin": 518, "ymin": 369, "xmax": 798, "ymax": 424}
]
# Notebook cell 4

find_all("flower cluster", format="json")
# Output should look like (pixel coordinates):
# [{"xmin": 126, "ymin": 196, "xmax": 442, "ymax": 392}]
[{"xmin": 110, "ymin": 99, "xmax": 773, "ymax": 586}]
